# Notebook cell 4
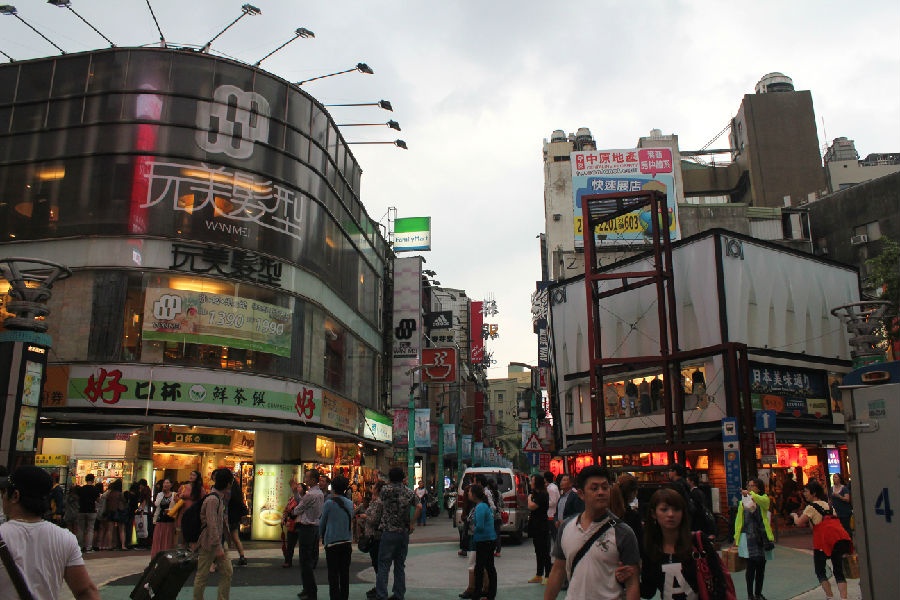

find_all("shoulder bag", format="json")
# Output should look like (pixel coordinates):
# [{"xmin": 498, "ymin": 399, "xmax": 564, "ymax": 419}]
[
  {"xmin": 692, "ymin": 531, "xmax": 737, "ymax": 600},
  {"xmin": 0, "ymin": 530, "xmax": 36, "ymax": 600},
  {"xmin": 808, "ymin": 502, "xmax": 851, "ymax": 555},
  {"xmin": 568, "ymin": 515, "xmax": 618, "ymax": 576}
]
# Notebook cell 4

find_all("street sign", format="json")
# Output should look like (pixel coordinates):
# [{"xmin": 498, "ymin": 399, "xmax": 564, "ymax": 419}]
[
  {"xmin": 523, "ymin": 433, "xmax": 544, "ymax": 452},
  {"xmin": 539, "ymin": 453, "xmax": 550, "ymax": 472},
  {"xmin": 722, "ymin": 417, "xmax": 738, "ymax": 443},
  {"xmin": 760, "ymin": 431, "xmax": 777, "ymax": 464},
  {"xmin": 724, "ymin": 447, "xmax": 743, "ymax": 508},
  {"xmin": 756, "ymin": 410, "xmax": 777, "ymax": 432},
  {"xmin": 524, "ymin": 451, "xmax": 540, "ymax": 467}
]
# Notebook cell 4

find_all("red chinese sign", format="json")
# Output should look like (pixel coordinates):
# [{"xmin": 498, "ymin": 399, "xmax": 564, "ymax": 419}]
[{"xmin": 421, "ymin": 347, "xmax": 457, "ymax": 384}]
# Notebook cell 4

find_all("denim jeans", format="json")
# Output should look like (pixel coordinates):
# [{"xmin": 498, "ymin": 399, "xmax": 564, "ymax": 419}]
[{"xmin": 376, "ymin": 530, "xmax": 409, "ymax": 600}]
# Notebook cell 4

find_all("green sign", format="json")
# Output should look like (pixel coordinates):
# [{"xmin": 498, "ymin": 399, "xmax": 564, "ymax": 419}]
[{"xmin": 393, "ymin": 217, "xmax": 431, "ymax": 252}]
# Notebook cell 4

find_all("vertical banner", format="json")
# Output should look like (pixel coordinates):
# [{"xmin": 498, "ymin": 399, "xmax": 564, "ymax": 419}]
[
  {"xmin": 414, "ymin": 408, "xmax": 431, "ymax": 449},
  {"xmin": 473, "ymin": 441, "xmax": 483, "ymax": 465},
  {"xmin": 392, "ymin": 256, "xmax": 424, "ymax": 409},
  {"xmin": 470, "ymin": 301, "xmax": 484, "ymax": 366},
  {"xmin": 442, "ymin": 423, "xmax": 457, "ymax": 455},
  {"xmin": 722, "ymin": 417, "xmax": 742, "ymax": 508},
  {"xmin": 461, "ymin": 435, "xmax": 472, "ymax": 461},
  {"xmin": 393, "ymin": 409, "xmax": 409, "ymax": 446}
]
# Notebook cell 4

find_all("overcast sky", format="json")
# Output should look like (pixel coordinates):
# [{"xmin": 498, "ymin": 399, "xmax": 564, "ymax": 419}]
[{"xmin": 3, "ymin": 1, "xmax": 898, "ymax": 377}]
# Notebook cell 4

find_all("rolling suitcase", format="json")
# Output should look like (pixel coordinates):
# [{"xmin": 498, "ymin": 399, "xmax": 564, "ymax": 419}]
[{"xmin": 130, "ymin": 549, "xmax": 198, "ymax": 599}]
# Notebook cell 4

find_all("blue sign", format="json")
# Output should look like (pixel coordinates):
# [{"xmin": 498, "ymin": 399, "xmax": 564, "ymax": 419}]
[
  {"xmin": 722, "ymin": 417, "xmax": 739, "ymax": 443},
  {"xmin": 724, "ymin": 448, "xmax": 743, "ymax": 508},
  {"xmin": 755, "ymin": 410, "xmax": 777, "ymax": 432},
  {"xmin": 524, "ymin": 452, "xmax": 540, "ymax": 467}
]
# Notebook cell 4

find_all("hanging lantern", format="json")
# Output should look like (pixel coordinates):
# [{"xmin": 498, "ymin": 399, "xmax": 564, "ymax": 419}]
[{"xmin": 549, "ymin": 457, "xmax": 564, "ymax": 477}]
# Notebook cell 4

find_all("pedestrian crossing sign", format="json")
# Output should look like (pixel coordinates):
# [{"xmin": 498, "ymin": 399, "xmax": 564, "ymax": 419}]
[{"xmin": 523, "ymin": 433, "xmax": 544, "ymax": 452}]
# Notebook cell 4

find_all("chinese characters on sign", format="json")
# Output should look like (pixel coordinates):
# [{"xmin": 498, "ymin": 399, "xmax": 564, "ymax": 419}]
[
  {"xmin": 171, "ymin": 243, "xmax": 283, "ymax": 287},
  {"xmin": 749, "ymin": 362, "xmax": 830, "ymax": 419}
]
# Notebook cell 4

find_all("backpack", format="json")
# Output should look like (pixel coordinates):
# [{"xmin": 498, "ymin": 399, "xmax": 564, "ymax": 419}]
[{"xmin": 182, "ymin": 493, "xmax": 219, "ymax": 545}]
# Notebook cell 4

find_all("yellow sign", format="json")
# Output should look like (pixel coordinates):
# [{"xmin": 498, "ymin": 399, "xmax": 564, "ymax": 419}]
[{"xmin": 35, "ymin": 454, "xmax": 69, "ymax": 466}]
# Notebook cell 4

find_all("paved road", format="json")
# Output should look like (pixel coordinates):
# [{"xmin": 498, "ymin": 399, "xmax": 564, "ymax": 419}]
[{"xmin": 67, "ymin": 515, "xmax": 861, "ymax": 599}]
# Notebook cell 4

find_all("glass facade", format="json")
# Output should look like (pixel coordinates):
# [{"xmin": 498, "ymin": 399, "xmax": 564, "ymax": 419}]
[{"xmin": 0, "ymin": 48, "xmax": 389, "ymax": 414}]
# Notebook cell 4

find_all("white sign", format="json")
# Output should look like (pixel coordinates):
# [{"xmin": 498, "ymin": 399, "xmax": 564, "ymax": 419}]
[{"xmin": 523, "ymin": 433, "xmax": 544, "ymax": 452}]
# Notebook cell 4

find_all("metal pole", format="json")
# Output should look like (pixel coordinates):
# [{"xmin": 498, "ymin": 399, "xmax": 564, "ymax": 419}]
[
  {"xmin": 407, "ymin": 382, "xmax": 417, "ymax": 490},
  {"xmin": 437, "ymin": 408, "xmax": 444, "ymax": 506}
]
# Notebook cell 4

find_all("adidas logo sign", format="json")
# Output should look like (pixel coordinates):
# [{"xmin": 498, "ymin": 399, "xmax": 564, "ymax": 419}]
[{"xmin": 431, "ymin": 315, "xmax": 451, "ymax": 328}]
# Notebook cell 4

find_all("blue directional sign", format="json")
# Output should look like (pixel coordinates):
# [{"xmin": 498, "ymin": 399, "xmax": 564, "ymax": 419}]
[
  {"xmin": 721, "ymin": 417, "xmax": 739, "ymax": 443},
  {"xmin": 524, "ymin": 451, "xmax": 540, "ymax": 467},
  {"xmin": 755, "ymin": 410, "xmax": 776, "ymax": 432},
  {"xmin": 724, "ymin": 448, "xmax": 743, "ymax": 508}
]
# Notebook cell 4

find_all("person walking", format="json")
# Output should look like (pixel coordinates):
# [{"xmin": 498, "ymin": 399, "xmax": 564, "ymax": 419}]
[
  {"xmin": 320, "ymin": 476, "xmax": 354, "ymax": 600},
  {"xmin": 544, "ymin": 471, "xmax": 560, "ymax": 541},
  {"xmin": 177, "ymin": 470, "xmax": 204, "ymax": 548},
  {"xmin": 791, "ymin": 480, "xmax": 852, "ymax": 600},
  {"xmin": 371, "ymin": 467, "xmax": 421, "ymax": 600},
  {"xmin": 609, "ymin": 473, "xmax": 644, "ymax": 556},
  {"xmin": 640, "ymin": 487, "xmax": 734, "ymax": 600},
  {"xmin": 0, "ymin": 466, "xmax": 100, "ymax": 599},
  {"xmin": 829, "ymin": 473, "xmax": 853, "ymax": 536},
  {"xmin": 192, "ymin": 468, "xmax": 234, "ymax": 600},
  {"xmin": 734, "ymin": 478, "xmax": 775, "ymax": 600},
  {"xmin": 414, "ymin": 480, "xmax": 428, "ymax": 527},
  {"xmin": 470, "ymin": 484, "xmax": 498, "ymax": 600},
  {"xmin": 150, "ymin": 478, "xmax": 177, "ymax": 557},
  {"xmin": 75, "ymin": 473, "xmax": 100, "ymax": 553},
  {"xmin": 293, "ymin": 468, "xmax": 324, "ymax": 600},
  {"xmin": 543, "ymin": 466, "xmax": 640, "ymax": 600},
  {"xmin": 357, "ymin": 480, "xmax": 384, "ymax": 599},
  {"xmin": 227, "ymin": 478, "xmax": 249, "ymax": 566},
  {"xmin": 526, "ymin": 474, "xmax": 551, "ymax": 584},
  {"xmin": 554, "ymin": 474, "xmax": 583, "ymax": 525}
]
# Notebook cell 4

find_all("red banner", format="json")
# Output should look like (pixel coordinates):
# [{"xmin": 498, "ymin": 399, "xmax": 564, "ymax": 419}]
[{"xmin": 470, "ymin": 301, "xmax": 484, "ymax": 365}]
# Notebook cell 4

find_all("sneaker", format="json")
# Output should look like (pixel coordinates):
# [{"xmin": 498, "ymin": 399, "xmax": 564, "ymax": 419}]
[
  {"xmin": 493, "ymin": 550, "xmax": 501, "ymax": 557},
  {"xmin": 237, "ymin": 556, "xmax": 248, "ymax": 566},
  {"xmin": 542, "ymin": 577, "xmax": 549, "ymax": 585},
  {"xmin": 528, "ymin": 575, "xmax": 543, "ymax": 583}
]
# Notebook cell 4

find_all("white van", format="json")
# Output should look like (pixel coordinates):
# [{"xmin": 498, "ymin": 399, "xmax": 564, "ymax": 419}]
[{"xmin": 454, "ymin": 467, "xmax": 532, "ymax": 543}]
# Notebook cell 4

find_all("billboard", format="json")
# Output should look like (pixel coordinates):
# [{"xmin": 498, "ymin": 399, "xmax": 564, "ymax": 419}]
[
  {"xmin": 394, "ymin": 217, "xmax": 432, "ymax": 252},
  {"xmin": 571, "ymin": 148, "xmax": 681, "ymax": 246},
  {"xmin": 142, "ymin": 287, "xmax": 292, "ymax": 356}
]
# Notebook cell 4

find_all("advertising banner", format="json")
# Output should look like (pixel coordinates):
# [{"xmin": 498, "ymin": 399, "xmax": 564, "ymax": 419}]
[
  {"xmin": 393, "ymin": 217, "xmax": 432, "ymax": 252},
  {"xmin": 321, "ymin": 391, "xmax": 362, "ymax": 435},
  {"xmin": 414, "ymin": 408, "xmax": 431, "ymax": 449},
  {"xmin": 393, "ymin": 409, "xmax": 409, "ymax": 446},
  {"xmin": 461, "ymin": 434, "xmax": 472, "ymax": 460},
  {"xmin": 142, "ymin": 287, "xmax": 292, "ymax": 357},
  {"xmin": 473, "ymin": 441, "xmax": 483, "ymax": 464},
  {"xmin": 251, "ymin": 464, "xmax": 303, "ymax": 541},
  {"xmin": 65, "ymin": 364, "xmax": 322, "ymax": 423},
  {"xmin": 470, "ymin": 301, "xmax": 484, "ymax": 365},
  {"xmin": 571, "ymin": 148, "xmax": 681, "ymax": 247},
  {"xmin": 442, "ymin": 423, "xmax": 457, "ymax": 455},
  {"xmin": 364, "ymin": 409, "xmax": 392, "ymax": 443},
  {"xmin": 749, "ymin": 362, "xmax": 831, "ymax": 420}
]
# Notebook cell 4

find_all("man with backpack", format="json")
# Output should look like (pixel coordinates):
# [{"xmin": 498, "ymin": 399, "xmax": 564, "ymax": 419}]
[{"xmin": 191, "ymin": 468, "xmax": 234, "ymax": 600}]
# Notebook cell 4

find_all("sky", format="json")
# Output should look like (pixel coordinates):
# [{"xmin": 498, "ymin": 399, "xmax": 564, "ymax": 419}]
[{"xmin": 3, "ymin": 1, "xmax": 899, "ymax": 378}]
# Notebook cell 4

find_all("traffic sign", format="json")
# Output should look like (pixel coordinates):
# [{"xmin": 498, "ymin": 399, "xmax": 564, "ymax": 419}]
[
  {"xmin": 760, "ymin": 431, "xmax": 777, "ymax": 464},
  {"xmin": 524, "ymin": 451, "xmax": 540, "ymax": 467},
  {"xmin": 523, "ymin": 433, "xmax": 544, "ymax": 452},
  {"xmin": 756, "ymin": 410, "xmax": 776, "ymax": 432},
  {"xmin": 722, "ymin": 417, "xmax": 738, "ymax": 443}
]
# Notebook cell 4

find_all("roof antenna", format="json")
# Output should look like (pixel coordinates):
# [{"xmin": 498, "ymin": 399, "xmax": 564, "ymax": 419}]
[
  {"xmin": 47, "ymin": 1, "xmax": 115, "ymax": 48},
  {"xmin": 0, "ymin": 5, "xmax": 66, "ymax": 54},
  {"xmin": 144, "ymin": 0, "xmax": 166, "ymax": 47}
]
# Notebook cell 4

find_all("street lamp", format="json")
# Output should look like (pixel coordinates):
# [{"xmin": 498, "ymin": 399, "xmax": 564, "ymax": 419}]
[
  {"xmin": 47, "ymin": 0, "xmax": 115, "ymax": 47},
  {"xmin": 326, "ymin": 99, "xmax": 393, "ymax": 112},
  {"xmin": 296, "ymin": 62, "xmax": 374, "ymax": 86},
  {"xmin": 0, "ymin": 5, "xmax": 66, "ymax": 54},
  {"xmin": 253, "ymin": 27, "xmax": 315, "ymax": 67},
  {"xmin": 200, "ymin": 3, "xmax": 261, "ymax": 53},
  {"xmin": 348, "ymin": 139, "xmax": 408, "ymax": 149},
  {"xmin": 337, "ymin": 120, "xmax": 401, "ymax": 131}
]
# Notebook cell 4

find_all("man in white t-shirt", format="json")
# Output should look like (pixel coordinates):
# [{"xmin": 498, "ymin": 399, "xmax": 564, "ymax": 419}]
[
  {"xmin": 414, "ymin": 479, "xmax": 429, "ymax": 526},
  {"xmin": 545, "ymin": 471, "xmax": 560, "ymax": 539},
  {"xmin": 0, "ymin": 466, "xmax": 99, "ymax": 600}
]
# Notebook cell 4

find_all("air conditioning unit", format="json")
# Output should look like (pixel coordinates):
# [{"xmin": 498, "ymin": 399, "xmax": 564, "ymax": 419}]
[{"xmin": 850, "ymin": 234, "xmax": 869, "ymax": 245}]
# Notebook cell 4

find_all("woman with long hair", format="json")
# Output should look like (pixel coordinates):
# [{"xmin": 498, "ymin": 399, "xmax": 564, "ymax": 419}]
[
  {"xmin": 791, "ymin": 480, "xmax": 852, "ymax": 600},
  {"xmin": 526, "ymin": 474, "xmax": 551, "ymax": 583},
  {"xmin": 639, "ymin": 487, "xmax": 733, "ymax": 600},
  {"xmin": 470, "ymin": 483, "xmax": 497, "ymax": 600},
  {"xmin": 150, "ymin": 479, "xmax": 177, "ymax": 557},
  {"xmin": 734, "ymin": 478, "xmax": 774, "ymax": 600},
  {"xmin": 102, "ymin": 479, "xmax": 129, "ymax": 551},
  {"xmin": 829, "ymin": 473, "xmax": 853, "ymax": 536},
  {"xmin": 176, "ymin": 470, "xmax": 204, "ymax": 547},
  {"xmin": 358, "ymin": 479, "xmax": 384, "ymax": 599},
  {"xmin": 609, "ymin": 473, "xmax": 644, "ymax": 556},
  {"xmin": 228, "ymin": 478, "xmax": 249, "ymax": 566}
]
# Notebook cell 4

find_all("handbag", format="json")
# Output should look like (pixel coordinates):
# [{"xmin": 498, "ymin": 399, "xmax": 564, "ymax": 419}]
[
  {"xmin": 723, "ymin": 545, "xmax": 746, "ymax": 573},
  {"xmin": 0, "ymin": 530, "xmax": 37, "ymax": 600},
  {"xmin": 842, "ymin": 551, "xmax": 860, "ymax": 579},
  {"xmin": 135, "ymin": 512, "xmax": 149, "ymax": 539},
  {"xmin": 167, "ymin": 497, "xmax": 185, "ymax": 518},
  {"xmin": 693, "ymin": 532, "xmax": 737, "ymax": 600},
  {"xmin": 357, "ymin": 533, "xmax": 373, "ymax": 553}
]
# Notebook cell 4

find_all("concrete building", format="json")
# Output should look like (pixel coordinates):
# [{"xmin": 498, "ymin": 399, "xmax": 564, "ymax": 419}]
[{"xmin": 823, "ymin": 137, "xmax": 900, "ymax": 193}]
